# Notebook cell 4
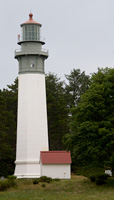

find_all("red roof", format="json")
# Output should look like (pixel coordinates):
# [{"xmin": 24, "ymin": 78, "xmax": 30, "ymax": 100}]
[
  {"xmin": 21, "ymin": 13, "xmax": 42, "ymax": 26},
  {"xmin": 40, "ymin": 151, "xmax": 72, "ymax": 164}
]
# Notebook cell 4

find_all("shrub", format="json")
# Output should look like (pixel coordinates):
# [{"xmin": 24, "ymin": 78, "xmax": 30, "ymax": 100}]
[
  {"xmin": 53, "ymin": 178, "xmax": 60, "ymax": 181},
  {"xmin": 39, "ymin": 176, "xmax": 52, "ymax": 183},
  {"xmin": 6, "ymin": 175, "xmax": 16, "ymax": 188},
  {"xmin": 0, "ymin": 180, "xmax": 10, "ymax": 191},
  {"xmin": 96, "ymin": 178, "xmax": 105, "ymax": 185},
  {"xmin": 33, "ymin": 179, "xmax": 39, "ymax": 184},
  {"xmin": 90, "ymin": 174, "xmax": 109, "ymax": 185},
  {"xmin": 96, "ymin": 174, "xmax": 109, "ymax": 185},
  {"xmin": 0, "ymin": 175, "xmax": 17, "ymax": 191},
  {"xmin": 7, "ymin": 175, "xmax": 16, "ymax": 180},
  {"xmin": 97, "ymin": 174, "xmax": 109, "ymax": 180},
  {"xmin": 32, "ymin": 176, "xmax": 53, "ymax": 184},
  {"xmin": 90, "ymin": 176, "xmax": 96, "ymax": 182},
  {"xmin": 41, "ymin": 183, "xmax": 46, "ymax": 188}
]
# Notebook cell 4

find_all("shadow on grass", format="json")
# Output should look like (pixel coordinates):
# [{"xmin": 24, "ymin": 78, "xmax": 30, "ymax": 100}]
[{"xmin": 105, "ymin": 178, "xmax": 114, "ymax": 187}]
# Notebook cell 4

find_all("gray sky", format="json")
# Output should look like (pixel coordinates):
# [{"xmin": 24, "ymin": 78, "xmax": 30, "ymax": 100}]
[{"xmin": 0, "ymin": 0, "xmax": 114, "ymax": 89}]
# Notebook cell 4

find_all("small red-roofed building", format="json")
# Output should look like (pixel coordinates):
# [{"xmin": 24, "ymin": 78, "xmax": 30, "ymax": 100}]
[{"xmin": 40, "ymin": 151, "xmax": 71, "ymax": 179}]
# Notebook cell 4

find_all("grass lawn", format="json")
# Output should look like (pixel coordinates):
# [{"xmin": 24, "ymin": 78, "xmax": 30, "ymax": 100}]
[{"xmin": 0, "ymin": 175, "xmax": 114, "ymax": 200}]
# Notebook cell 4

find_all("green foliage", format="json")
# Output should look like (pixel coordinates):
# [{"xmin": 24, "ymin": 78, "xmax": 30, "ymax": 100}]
[
  {"xmin": 33, "ymin": 176, "xmax": 52, "ymax": 184},
  {"xmin": 0, "ymin": 178, "xmax": 16, "ymax": 191},
  {"xmin": 53, "ymin": 178, "xmax": 60, "ymax": 181},
  {"xmin": 46, "ymin": 73, "xmax": 69, "ymax": 150},
  {"xmin": 41, "ymin": 183, "xmax": 46, "ymax": 187},
  {"xmin": 90, "ymin": 176, "xmax": 96, "ymax": 182},
  {"xmin": 71, "ymin": 165, "xmax": 105, "ymax": 177},
  {"xmin": 65, "ymin": 69, "xmax": 90, "ymax": 107},
  {"xmin": 95, "ymin": 178, "xmax": 106, "ymax": 185},
  {"xmin": 39, "ymin": 176, "xmax": 52, "ymax": 183},
  {"xmin": 90, "ymin": 174, "xmax": 110, "ymax": 185},
  {"xmin": 7, "ymin": 175, "xmax": 16, "ymax": 180},
  {"xmin": 0, "ymin": 79, "xmax": 18, "ymax": 177},
  {"xmin": 0, "ymin": 179, "xmax": 10, "ymax": 191},
  {"xmin": 33, "ymin": 179, "xmax": 39, "ymax": 184},
  {"xmin": 63, "ymin": 67, "xmax": 114, "ymax": 169}
]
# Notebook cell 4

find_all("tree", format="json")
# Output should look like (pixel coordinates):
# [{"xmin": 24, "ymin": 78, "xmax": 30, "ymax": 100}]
[
  {"xmin": 65, "ymin": 69, "xmax": 90, "ymax": 108},
  {"xmin": 63, "ymin": 68, "xmax": 114, "ymax": 169},
  {"xmin": 3, "ymin": 78, "xmax": 18, "ymax": 120},
  {"xmin": 0, "ymin": 79, "xmax": 18, "ymax": 176},
  {"xmin": 46, "ymin": 73, "xmax": 69, "ymax": 150}
]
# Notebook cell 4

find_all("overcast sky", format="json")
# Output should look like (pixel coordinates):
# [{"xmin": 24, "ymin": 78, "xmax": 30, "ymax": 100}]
[{"xmin": 0, "ymin": 0, "xmax": 114, "ymax": 89}]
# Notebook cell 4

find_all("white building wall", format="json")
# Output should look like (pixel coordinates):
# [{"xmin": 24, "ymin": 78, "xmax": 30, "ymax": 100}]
[
  {"xmin": 14, "ymin": 73, "xmax": 49, "ymax": 178},
  {"xmin": 41, "ymin": 164, "xmax": 71, "ymax": 179}
]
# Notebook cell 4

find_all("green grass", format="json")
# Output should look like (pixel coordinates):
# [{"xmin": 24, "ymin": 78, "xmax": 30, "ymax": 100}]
[{"xmin": 0, "ymin": 175, "xmax": 114, "ymax": 200}]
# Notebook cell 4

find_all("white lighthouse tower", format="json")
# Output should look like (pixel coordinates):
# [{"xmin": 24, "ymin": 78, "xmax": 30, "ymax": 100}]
[{"xmin": 14, "ymin": 13, "xmax": 49, "ymax": 178}]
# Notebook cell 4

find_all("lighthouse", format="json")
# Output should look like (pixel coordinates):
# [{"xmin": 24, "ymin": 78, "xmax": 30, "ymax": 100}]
[{"xmin": 14, "ymin": 13, "xmax": 49, "ymax": 178}]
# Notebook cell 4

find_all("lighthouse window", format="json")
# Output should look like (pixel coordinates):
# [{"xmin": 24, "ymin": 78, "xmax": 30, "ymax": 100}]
[
  {"xmin": 32, "ymin": 26, "xmax": 34, "ymax": 40},
  {"xmin": 34, "ymin": 26, "xmax": 37, "ymax": 40},
  {"xmin": 25, "ymin": 26, "xmax": 27, "ymax": 40},
  {"xmin": 37, "ymin": 27, "xmax": 40, "ymax": 41},
  {"xmin": 28, "ymin": 26, "xmax": 32, "ymax": 40},
  {"xmin": 30, "ymin": 63, "xmax": 34, "ymax": 67}
]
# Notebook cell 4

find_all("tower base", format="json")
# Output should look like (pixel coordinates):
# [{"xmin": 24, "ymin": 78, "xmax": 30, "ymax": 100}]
[{"xmin": 14, "ymin": 160, "xmax": 41, "ymax": 178}]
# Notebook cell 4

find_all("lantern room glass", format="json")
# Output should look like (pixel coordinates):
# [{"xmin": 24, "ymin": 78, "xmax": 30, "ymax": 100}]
[{"xmin": 22, "ymin": 25, "xmax": 40, "ymax": 41}]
